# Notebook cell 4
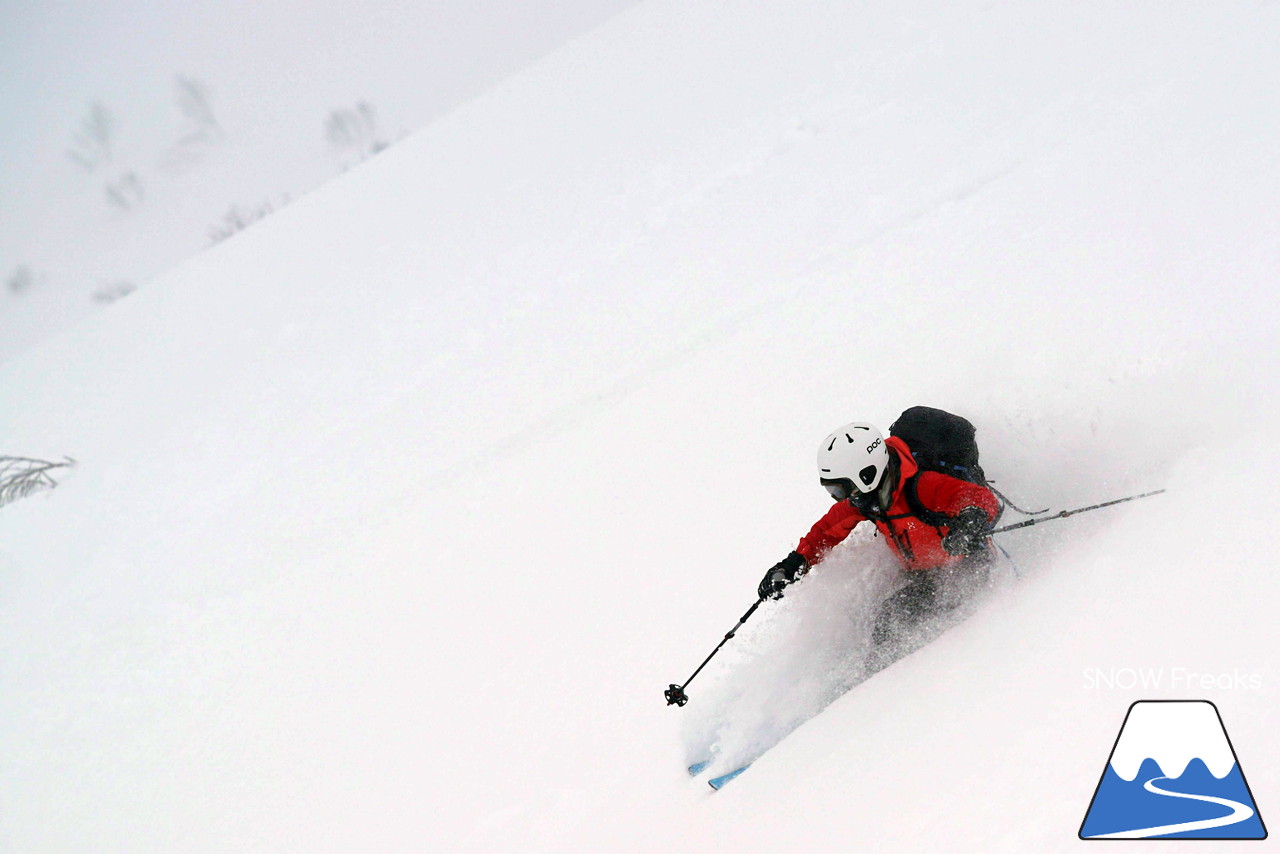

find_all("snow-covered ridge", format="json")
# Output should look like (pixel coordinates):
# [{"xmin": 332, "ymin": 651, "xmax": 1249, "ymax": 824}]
[{"xmin": 1109, "ymin": 701, "xmax": 1237, "ymax": 781}]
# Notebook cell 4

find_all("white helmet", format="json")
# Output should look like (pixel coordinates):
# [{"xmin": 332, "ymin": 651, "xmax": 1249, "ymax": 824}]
[{"xmin": 817, "ymin": 422, "xmax": 891, "ymax": 501}]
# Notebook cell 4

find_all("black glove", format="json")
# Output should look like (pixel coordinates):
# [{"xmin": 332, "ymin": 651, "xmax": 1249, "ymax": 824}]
[
  {"xmin": 758, "ymin": 551, "xmax": 808, "ymax": 600},
  {"xmin": 942, "ymin": 507, "xmax": 992, "ymax": 556}
]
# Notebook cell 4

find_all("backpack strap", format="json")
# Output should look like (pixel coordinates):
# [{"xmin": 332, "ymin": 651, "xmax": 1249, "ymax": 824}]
[
  {"xmin": 872, "ymin": 510, "xmax": 917, "ymax": 563},
  {"xmin": 902, "ymin": 472, "xmax": 952, "ymax": 531}
]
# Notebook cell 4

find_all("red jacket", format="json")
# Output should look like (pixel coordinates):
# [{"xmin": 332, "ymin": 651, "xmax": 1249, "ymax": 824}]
[{"xmin": 795, "ymin": 436, "xmax": 999, "ymax": 571}]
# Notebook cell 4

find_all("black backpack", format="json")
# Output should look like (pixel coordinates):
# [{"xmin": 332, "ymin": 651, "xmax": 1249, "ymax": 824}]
[{"xmin": 888, "ymin": 406, "xmax": 999, "ymax": 528}]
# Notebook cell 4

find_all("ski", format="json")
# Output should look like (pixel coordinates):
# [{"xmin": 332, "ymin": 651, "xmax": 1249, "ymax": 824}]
[
  {"xmin": 688, "ymin": 758, "xmax": 751, "ymax": 788},
  {"xmin": 708, "ymin": 764, "xmax": 751, "ymax": 789}
]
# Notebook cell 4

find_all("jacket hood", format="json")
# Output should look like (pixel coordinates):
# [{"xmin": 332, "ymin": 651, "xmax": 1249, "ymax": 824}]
[
  {"xmin": 885, "ymin": 435, "xmax": 917, "ymax": 500},
  {"xmin": 885, "ymin": 437, "xmax": 916, "ymax": 483}
]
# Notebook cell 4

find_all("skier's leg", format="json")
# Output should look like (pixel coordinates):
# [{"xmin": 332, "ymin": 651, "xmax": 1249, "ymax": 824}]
[
  {"xmin": 931, "ymin": 553, "xmax": 992, "ymax": 609},
  {"xmin": 865, "ymin": 556, "xmax": 993, "ymax": 674},
  {"xmin": 866, "ymin": 572, "xmax": 939, "ymax": 673},
  {"xmin": 870, "ymin": 574, "xmax": 936, "ymax": 643}
]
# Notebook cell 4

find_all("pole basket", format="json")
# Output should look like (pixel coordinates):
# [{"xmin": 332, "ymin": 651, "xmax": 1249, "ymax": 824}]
[{"xmin": 664, "ymin": 684, "xmax": 689, "ymax": 707}]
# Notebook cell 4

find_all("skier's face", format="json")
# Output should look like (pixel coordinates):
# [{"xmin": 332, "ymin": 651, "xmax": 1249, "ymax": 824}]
[
  {"xmin": 847, "ymin": 487, "xmax": 882, "ymax": 516},
  {"xmin": 840, "ymin": 460, "xmax": 896, "ymax": 516}
]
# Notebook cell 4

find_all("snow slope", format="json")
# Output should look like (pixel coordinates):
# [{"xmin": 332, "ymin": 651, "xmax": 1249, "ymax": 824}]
[{"xmin": 2, "ymin": 1, "xmax": 1278, "ymax": 851}]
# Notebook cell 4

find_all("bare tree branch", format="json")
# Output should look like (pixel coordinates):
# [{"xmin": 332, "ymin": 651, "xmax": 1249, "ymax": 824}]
[
  {"xmin": 325, "ymin": 101, "xmax": 388, "ymax": 165},
  {"xmin": 67, "ymin": 102, "xmax": 114, "ymax": 171},
  {"xmin": 0, "ymin": 457, "xmax": 75, "ymax": 508},
  {"xmin": 6, "ymin": 266, "xmax": 35, "ymax": 295},
  {"xmin": 176, "ymin": 76, "xmax": 220, "ymax": 136},
  {"xmin": 208, "ymin": 198, "xmax": 284, "ymax": 244}
]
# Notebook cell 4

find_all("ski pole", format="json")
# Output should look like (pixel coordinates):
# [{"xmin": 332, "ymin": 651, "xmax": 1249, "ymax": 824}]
[
  {"xmin": 665, "ymin": 596, "xmax": 765, "ymax": 707},
  {"xmin": 990, "ymin": 489, "xmax": 1165, "ymax": 535}
]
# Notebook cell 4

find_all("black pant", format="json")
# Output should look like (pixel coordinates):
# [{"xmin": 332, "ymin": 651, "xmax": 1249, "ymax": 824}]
[{"xmin": 866, "ymin": 556, "xmax": 990, "ymax": 672}]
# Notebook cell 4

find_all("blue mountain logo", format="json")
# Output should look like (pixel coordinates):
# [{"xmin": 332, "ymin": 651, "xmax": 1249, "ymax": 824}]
[{"xmin": 1080, "ymin": 700, "xmax": 1266, "ymax": 839}]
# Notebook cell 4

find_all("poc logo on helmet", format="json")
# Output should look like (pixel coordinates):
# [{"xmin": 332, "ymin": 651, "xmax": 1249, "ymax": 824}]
[{"xmin": 867, "ymin": 437, "xmax": 882, "ymax": 455}]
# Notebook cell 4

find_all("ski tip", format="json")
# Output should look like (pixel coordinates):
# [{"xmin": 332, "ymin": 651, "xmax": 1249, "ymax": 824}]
[
  {"xmin": 707, "ymin": 764, "xmax": 750, "ymax": 789},
  {"xmin": 687, "ymin": 759, "xmax": 712, "ymax": 777}
]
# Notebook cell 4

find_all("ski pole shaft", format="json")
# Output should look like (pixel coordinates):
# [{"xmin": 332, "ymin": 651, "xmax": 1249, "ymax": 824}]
[
  {"xmin": 665, "ymin": 597, "xmax": 764, "ymax": 706},
  {"xmin": 990, "ymin": 489, "xmax": 1165, "ymax": 535}
]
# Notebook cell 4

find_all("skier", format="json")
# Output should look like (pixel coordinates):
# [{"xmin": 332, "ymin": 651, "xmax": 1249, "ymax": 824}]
[{"xmin": 757, "ymin": 420, "xmax": 999, "ymax": 668}]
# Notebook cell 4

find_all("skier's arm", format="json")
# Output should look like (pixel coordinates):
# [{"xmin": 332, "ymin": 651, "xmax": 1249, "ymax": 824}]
[
  {"xmin": 917, "ymin": 473, "xmax": 1000, "ymax": 523},
  {"xmin": 917, "ymin": 473, "xmax": 999, "ymax": 556},
  {"xmin": 794, "ymin": 500, "xmax": 864, "ymax": 567},
  {"xmin": 759, "ymin": 503, "xmax": 863, "ymax": 598}
]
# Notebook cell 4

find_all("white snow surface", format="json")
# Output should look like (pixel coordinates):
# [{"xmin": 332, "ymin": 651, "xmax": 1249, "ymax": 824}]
[
  {"xmin": 2, "ymin": 1, "xmax": 1279, "ymax": 852},
  {"xmin": 1109, "ymin": 701, "xmax": 1237, "ymax": 782}
]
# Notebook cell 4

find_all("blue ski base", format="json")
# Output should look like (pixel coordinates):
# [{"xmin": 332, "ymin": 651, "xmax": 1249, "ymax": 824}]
[
  {"xmin": 709, "ymin": 765, "xmax": 751, "ymax": 789},
  {"xmin": 689, "ymin": 759, "xmax": 751, "ymax": 789}
]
